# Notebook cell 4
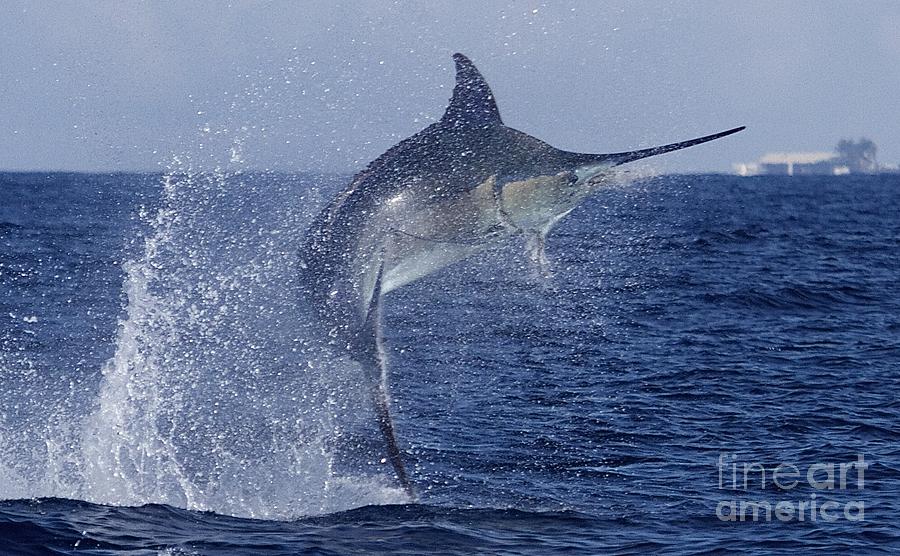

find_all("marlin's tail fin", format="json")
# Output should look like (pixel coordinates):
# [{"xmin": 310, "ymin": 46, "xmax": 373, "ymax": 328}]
[{"xmin": 351, "ymin": 261, "xmax": 416, "ymax": 500}]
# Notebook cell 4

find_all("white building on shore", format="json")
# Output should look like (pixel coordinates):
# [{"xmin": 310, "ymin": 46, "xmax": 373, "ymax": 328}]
[
  {"xmin": 734, "ymin": 138, "xmax": 900, "ymax": 176},
  {"xmin": 734, "ymin": 152, "xmax": 850, "ymax": 176}
]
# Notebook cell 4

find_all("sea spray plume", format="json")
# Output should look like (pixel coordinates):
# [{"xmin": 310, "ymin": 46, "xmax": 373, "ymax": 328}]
[
  {"xmin": 74, "ymin": 168, "xmax": 402, "ymax": 518},
  {"xmin": 298, "ymin": 53, "xmax": 744, "ymax": 498}
]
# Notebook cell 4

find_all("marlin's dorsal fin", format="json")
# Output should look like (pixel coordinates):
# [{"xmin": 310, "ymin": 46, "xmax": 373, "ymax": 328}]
[{"xmin": 442, "ymin": 53, "xmax": 503, "ymax": 127}]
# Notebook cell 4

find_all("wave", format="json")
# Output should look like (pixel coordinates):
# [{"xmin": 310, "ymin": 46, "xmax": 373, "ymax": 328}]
[
  {"xmin": 691, "ymin": 225, "xmax": 770, "ymax": 248},
  {"xmin": 0, "ymin": 497, "xmax": 604, "ymax": 556},
  {"xmin": 702, "ymin": 283, "xmax": 878, "ymax": 311}
]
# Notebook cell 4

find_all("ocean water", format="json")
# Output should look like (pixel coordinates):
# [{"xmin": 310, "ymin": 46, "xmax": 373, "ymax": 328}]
[{"xmin": 0, "ymin": 171, "xmax": 898, "ymax": 554}]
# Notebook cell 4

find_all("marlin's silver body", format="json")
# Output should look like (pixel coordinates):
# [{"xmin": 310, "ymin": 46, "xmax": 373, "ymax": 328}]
[
  {"xmin": 298, "ymin": 53, "xmax": 743, "ymax": 498},
  {"xmin": 355, "ymin": 171, "xmax": 586, "ymax": 298}
]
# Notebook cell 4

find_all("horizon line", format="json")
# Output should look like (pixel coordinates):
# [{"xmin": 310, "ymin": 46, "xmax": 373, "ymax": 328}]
[{"xmin": 0, "ymin": 168, "xmax": 739, "ymax": 177}]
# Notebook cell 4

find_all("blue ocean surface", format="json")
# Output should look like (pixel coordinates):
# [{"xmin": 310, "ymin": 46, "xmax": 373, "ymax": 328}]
[{"xmin": 0, "ymin": 171, "xmax": 898, "ymax": 554}]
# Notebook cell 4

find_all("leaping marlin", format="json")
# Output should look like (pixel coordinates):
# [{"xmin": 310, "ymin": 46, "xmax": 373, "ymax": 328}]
[{"xmin": 298, "ymin": 53, "xmax": 743, "ymax": 499}]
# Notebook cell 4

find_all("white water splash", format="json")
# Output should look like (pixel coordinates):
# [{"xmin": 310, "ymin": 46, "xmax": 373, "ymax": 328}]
[
  {"xmin": 82, "ymin": 169, "xmax": 404, "ymax": 518},
  {"xmin": 0, "ymin": 168, "xmax": 405, "ymax": 519}
]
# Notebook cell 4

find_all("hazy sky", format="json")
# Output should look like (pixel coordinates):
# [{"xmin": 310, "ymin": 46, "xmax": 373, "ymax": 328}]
[{"xmin": 2, "ymin": 1, "xmax": 899, "ymax": 173}]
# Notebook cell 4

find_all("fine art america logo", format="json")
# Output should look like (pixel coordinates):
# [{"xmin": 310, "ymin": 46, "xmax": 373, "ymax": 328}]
[{"xmin": 716, "ymin": 453, "xmax": 868, "ymax": 522}]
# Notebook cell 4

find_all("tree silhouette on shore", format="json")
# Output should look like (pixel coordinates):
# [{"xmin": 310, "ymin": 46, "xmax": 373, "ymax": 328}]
[{"xmin": 835, "ymin": 138, "xmax": 878, "ymax": 172}]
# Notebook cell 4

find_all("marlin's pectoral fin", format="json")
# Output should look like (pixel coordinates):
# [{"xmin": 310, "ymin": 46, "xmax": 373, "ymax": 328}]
[
  {"xmin": 524, "ymin": 231, "xmax": 554, "ymax": 281},
  {"xmin": 352, "ymin": 259, "xmax": 416, "ymax": 500}
]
